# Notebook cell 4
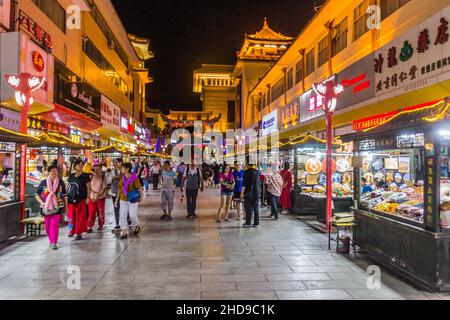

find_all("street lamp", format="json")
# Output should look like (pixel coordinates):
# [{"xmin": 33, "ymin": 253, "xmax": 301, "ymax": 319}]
[
  {"xmin": 5, "ymin": 73, "xmax": 45, "ymax": 134},
  {"xmin": 312, "ymin": 80, "xmax": 345, "ymax": 230}
]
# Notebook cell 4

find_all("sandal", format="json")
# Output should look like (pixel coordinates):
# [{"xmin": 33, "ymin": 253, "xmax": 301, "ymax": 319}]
[
  {"xmin": 133, "ymin": 226, "xmax": 141, "ymax": 235},
  {"xmin": 216, "ymin": 219, "xmax": 223, "ymax": 223}
]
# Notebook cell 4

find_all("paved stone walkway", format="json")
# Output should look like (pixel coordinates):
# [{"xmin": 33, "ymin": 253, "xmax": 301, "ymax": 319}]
[{"xmin": 0, "ymin": 188, "xmax": 448, "ymax": 300}]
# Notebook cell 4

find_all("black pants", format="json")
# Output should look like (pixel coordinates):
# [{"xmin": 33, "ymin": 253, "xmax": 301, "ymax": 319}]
[
  {"xmin": 268, "ymin": 192, "xmax": 279, "ymax": 219},
  {"xmin": 244, "ymin": 198, "xmax": 260, "ymax": 226},
  {"xmin": 186, "ymin": 189, "xmax": 199, "ymax": 215},
  {"xmin": 152, "ymin": 174, "xmax": 160, "ymax": 189},
  {"xmin": 112, "ymin": 195, "xmax": 120, "ymax": 227}
]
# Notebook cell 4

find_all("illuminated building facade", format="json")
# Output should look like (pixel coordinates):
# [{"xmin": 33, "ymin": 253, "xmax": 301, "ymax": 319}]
[
  {"xmin": 244, "ymin": 0, "xmax": 450, "ymax": 141},
  {"xmin": 194, "ymin": 19, "xmax": 294, "ymax": 132}
]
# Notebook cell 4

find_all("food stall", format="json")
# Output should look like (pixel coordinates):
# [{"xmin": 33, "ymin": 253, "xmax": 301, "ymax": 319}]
[
  {"xmin": 92, "ymin": 145, "xmax": 130, "ymax": 168},
  {"xmin": 343, "ymin": 100, "xmax": 450, "ymax": 291},
  {"xmin": 0, "ymin": 127, "xmax": 39, "ymax": 242},
  {"xmin": 281, "ymin": 135, "xmax": 354, "ymax": 221}
]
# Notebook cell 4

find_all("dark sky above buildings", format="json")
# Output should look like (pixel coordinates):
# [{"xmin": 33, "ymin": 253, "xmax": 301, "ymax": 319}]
[{"xmin": 112, "ymin": 0, "xmax": 325, "ymax": 113}]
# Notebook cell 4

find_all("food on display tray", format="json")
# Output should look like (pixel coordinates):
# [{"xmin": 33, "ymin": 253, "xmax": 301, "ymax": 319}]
[
  {"xmin": 305, "ymin": 158, "xmax": 322, "ymax": 175},
  {"xmin": 336, "ymin": 158, "xmax": 350, "ymax": 173}
]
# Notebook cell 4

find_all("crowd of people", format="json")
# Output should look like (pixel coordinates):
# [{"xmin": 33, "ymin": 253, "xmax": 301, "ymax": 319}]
[{"xmin": 34, "ymin": 156, "xmax": 294, "ymax": 250}]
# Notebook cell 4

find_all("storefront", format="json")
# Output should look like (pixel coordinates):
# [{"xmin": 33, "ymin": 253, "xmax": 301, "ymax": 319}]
[
  {"xmin": 279, "ymin": 134, "xmax": 354, "ymax": 222},
  {"xmin": 0, "ymin": 118, "xmax": 39, "ymax": 242},
  {"xmin": 343, "ymin": 99, "xmax": 450, "ymax": 291}
]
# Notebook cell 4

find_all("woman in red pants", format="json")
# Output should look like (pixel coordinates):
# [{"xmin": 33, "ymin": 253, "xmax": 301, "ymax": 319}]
[
  {"xmin": 67, "ymin": 159, "xmax": 91, "ymax": 240},
  {"xmin": 88, "ymin": 165, "xmax": 106, "ymax": 233}
]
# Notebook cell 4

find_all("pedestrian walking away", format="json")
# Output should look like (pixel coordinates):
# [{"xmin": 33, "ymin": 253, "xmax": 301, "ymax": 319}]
[
  {"xmin": 160, "ymin": 161, "xmax": 176, "ymax": 220},
  {"xmin": 67, "ymin": 159, "xmax": 91, "ymax": 241},
  {"xmin": 35, "ymin": 165, "xmax": 68, "ymax": 250},
  {"xmin": 88, "ymin": 165, "xmax": 107, "ymax": 232},
  {"xmin": 232, "ymin": 162, "xmax": 245, "ymax": 221},
  {"xmin": 141, "ymin": 162, "xmax": 150, "ymax": 192},
  {"xmin": 264, "ymin": 165, "xmax": 283, "ymax": 220},
  {"xmin": 151, "ymin": 160, "xmax": 161, "ymax": 190},
  {"xmin": 217, "ymin": 164, "xmax": 235, "ymax": 223},
  {"xmin": 182, "ymin": 161, "xmax": 204, "ymax": 218},
  {"xmin": 241, "ymin": 160, "xmax": 260, "ymax": 228},
  {"xmin": 115, "ymin": 163, "xmax": 143, "ymax": 239},
  {"xmin": 109, "ymin": 159, "xmax": 123, "ymax": 233}
]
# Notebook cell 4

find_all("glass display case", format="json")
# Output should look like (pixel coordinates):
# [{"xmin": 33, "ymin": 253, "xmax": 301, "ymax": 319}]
[
  {"xmin": 358, "ymin": 148, "xmax": 425, "ymax": 224},
  {"xmin": 0, "ymin": 142, "xmax": 16, "ymax": 205}
]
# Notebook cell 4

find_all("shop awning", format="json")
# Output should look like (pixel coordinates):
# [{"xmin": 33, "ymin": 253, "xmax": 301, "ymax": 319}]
[
  {"xmin": 28, "ymin": 132, "xmax": 92, "ymax": 149},
  {"xmin": 93, "ymin": 145, "xmax": 128, "ymax": 155},
  {"xmin": 0, "ymin": 126, "xmax": 40, "ymax": 144},
  {"xmin": 35, "ymin": 104, "xmax": 102, "ymax": 131},
  {"xmin": 342, "ymin": 99, "xmax": 450, "ymax": 142},
  {"xmin": 1, "ymin": 99, "xmax": 54, "ymax": 115}
]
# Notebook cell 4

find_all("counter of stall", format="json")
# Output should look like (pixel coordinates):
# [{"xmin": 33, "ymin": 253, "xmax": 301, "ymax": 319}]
[
  {"xmin": 0, "ymin": 126, "xmax": 40, "ymax": 242},
  {"xmin": 342, "ymin": 99, "xmax": 450, "ymax": 291},
  {"xmin": 279, "ymin": 135, "xmax": 354, "ymax": 222}
]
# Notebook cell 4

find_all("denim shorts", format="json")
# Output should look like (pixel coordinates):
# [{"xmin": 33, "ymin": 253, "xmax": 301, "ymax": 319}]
[{"xmin": 221, "ymin": 191, "xmax": 234, "ymax": 196}]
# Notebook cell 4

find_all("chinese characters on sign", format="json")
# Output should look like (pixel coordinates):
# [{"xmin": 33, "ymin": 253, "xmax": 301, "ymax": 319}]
[
  {"xmin": 19, "ymin": 11, "xmax": 53, "ymax": 51},
  {"xmin": 281, "ymin": 99, "xmax": 300, "ymax": 129},
  {"xmin": 352, "ymin": 111, "xmax": 399, "ymax": 131},
  {"xmin": 31, "ymin": 51, "xmax": 45, "ymax": 72},
  {"xmin": 100, "ymin": 96, "xmax": 121, "ymax": 132},
  {"xmin": 374, "ymin": 10, "xmax": 450, "ymax": 97},
  {"xmin": 27, "ymin": 118, "xmax": 69, "ymax": 135},
  {"xmin": 0, "ymin": 108, "xmax": 21, "ymax": 132}
]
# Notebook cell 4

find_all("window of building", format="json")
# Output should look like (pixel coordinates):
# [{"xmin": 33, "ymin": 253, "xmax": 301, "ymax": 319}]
[
  {"xmin": 295, "ymin": 60, "xmax": 304, "ymax": 84},
  {"xmin": 318, "ymin": 36, "xmax": 329, "ymax": 67},
  {"xmin": 32, "ymin": 0, "xmax": 66, "ymax": 32},
  {"xmin": 333, "ymin": 17, "xmax": 348, "ymax": 56},
  {"xmin": 227, "ymin": 101, "xmax": 236, "ymax": 123},
  {"xmin": 305, "ymin": 49, "xmax": 315, "ymax": 76},
  {"xmin": 270, "ymin": 78, "xmax": 285, "ymax": 103},
  {"xmin": 381, "ymin": 0, "xmax": 410, "ymax": 21},
  {"xmin": 353, "ymin": 0, "xmax": 369, "ymax": 41},
  {"xmin": 287, "ymin": 69, "xmax": 294, "ymax": 90},
  {"xmin": 262, "ymin": 93, "xmax": 266, "ymax": 110},
  {"xmin": 83, "ymin": 36, "xmax": 130, "ymax": 99},
  {"xmin": 85, "ymin": 0, "xmax": 129, "ymax": 69}
]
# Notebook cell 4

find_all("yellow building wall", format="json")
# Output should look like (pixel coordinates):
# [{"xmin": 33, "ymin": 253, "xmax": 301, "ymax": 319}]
[
  {"xmin": 19, "ymin": 0, "xmax": 139, "ymax": 119},
  {"xmin": 203, "ymin": 87, "xmax": 236, "ymax": 132}
]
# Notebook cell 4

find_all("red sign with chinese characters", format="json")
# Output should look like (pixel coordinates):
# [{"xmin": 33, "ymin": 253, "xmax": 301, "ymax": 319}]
[
  {"xmin": 28, "ymin": 117, "xmax": 69, "ymax": 135},
  {"xmin": 352, "ymin": 111, "xmax": 399, "ymax": 131},
  {"xmin": 31, "ymin": 51, "xmax": 45, "ymax": 72},
  {"xmin": 19, "ymin": 11, "xmax": 53, "ymax": 51}
]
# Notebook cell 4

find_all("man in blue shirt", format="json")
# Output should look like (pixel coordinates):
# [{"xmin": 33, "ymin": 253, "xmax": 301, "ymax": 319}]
[
  {"xmin": 361, "ymin": 177, "xmax": 373, "ymax": 195},
  {"xmin": 232, "ymin": 162, "xmax": 245, "ymax": 221}
]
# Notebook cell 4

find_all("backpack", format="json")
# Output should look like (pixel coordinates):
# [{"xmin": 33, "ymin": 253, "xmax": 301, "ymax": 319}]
[
  {"xmin": 67, "ymin": 176, "xmax": 80, "ymax": 204},
  {"xmin": 186, "ymin": 166, "xmax": 201, "ymax": 189},
  {"xmin": 244, "ymin": 169, "xmax": 260, "ymax": 201}
]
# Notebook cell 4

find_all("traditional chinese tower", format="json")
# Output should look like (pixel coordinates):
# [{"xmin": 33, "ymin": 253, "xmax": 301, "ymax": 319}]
[{"xmin": 233, "ymin": 18, "xmax": 294, "ymax": 129}]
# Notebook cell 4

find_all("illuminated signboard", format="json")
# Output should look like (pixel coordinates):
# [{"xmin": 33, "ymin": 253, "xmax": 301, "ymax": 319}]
[{"xmin": 261, "ymin": 109, "xmax": 278, "ymax": 136}]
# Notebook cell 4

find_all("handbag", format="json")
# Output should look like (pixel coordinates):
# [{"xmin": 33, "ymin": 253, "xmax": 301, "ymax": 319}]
[{"xmin": 128, "ymin": 189, "xmax": 141, "ymax": 204}]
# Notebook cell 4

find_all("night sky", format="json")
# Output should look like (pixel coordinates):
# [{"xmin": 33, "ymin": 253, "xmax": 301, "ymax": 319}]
[{"xmin": 111, "ymin": 0, "xmax": 325, "ymax": 113}]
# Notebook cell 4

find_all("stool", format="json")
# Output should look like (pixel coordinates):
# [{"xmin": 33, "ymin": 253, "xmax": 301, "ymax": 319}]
[
  {"xmin": 328, "ymin": 215, "xmax": 357, "ymax": 255},
  {"xmin": 21, "ymin": 217, "xmax": 45, "ymax": 237}
]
